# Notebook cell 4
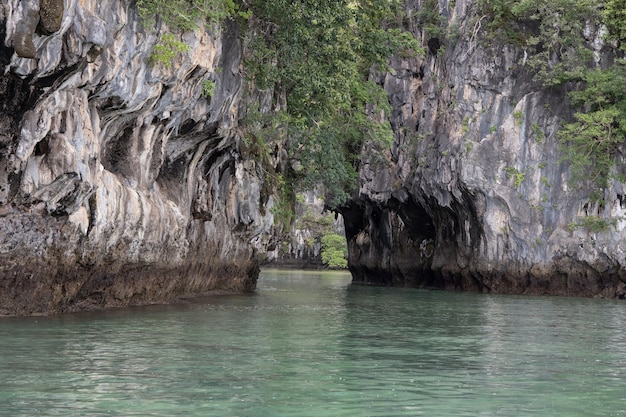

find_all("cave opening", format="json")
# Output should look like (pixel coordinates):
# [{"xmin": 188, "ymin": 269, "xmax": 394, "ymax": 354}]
[
  {"xmin": 340, "ymin": 196, "xmax": 439, "ymax": 287},
  {"xmin": 101, "ymin": 124, "xmax": 134, "ymax": 176}
]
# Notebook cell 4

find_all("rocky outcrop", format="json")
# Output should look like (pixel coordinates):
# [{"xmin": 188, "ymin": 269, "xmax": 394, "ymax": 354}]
[
  {"xmin": 3, "ymin": 0, "xmax": 624, "ymax": 316},
  {"xmin": 0, "ymin": 0, "xmax": 278, "ymax": 315},
  {"xmin": 344, "ymin": 0, "xmax": 626, "ymax": 297}
]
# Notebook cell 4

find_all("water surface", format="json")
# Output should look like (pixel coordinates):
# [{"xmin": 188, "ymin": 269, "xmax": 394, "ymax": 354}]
[{"xmin": 1, "ymin": 269, "xmax": 626, "ymax": 416}]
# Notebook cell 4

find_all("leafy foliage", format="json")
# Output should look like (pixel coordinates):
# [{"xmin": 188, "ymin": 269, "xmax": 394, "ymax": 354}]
[
  {"xmin": 604, "ymin": 0, "xmax": 626, "ymax": 52},
  {"xmin": 415, "ymin": 0, "xmax": 447, "ymax": 39},
  {"xmin": 138, "ymin": 0, "xmax": 247, "ymax": 69},
  {"xmin": 149, "ymin": 32, "xmax": 190, "ymax": 67},
  {"xmin": 477, "ymin": 0, "xmax": 626, "ymax": 195},
  {"xmin": 414, "ymin": 0, "xmax": 462, "ymax": 50},
  {"xmin": 269, "ymin": 174, "xmax": 295, "ymax": 228},
  {"xmin": 243, "ymin": 0, "xmax": 422, "ymax": 208},
  {"xmin": 290, "ymin": 198, "xmax": 343, "ymax": 261},
  {"xmin": 569, "ymin": 216, "xmax": 618, "ymax": 232},
  {"xmin": 476, "ymin": 0, "xmax": 602, "ymax": 85},
  {"xmin": 201, "ymin": 79, "xmax": 215, "ymax": 98},
  {"xmin": 321, "ymin": 233, "xmax": 348, "ymax": 269},
  {"xmin": 138, "ymin": 0, "xmax": 420, "ymax": 210},
  {"xmin": 558, "ymin": 67, "xmax": 626, "ymax": 189},
  {"xmin": 137, "ymin": 0, "xmax": 244, "ymax": 30},
  {"xmin": 503, "ymin": 166, "xmax": 525, "ymax": 188}
]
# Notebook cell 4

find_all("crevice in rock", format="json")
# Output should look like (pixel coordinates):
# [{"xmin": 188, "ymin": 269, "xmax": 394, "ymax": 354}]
[
  {"xmin": 427, "ymin": 37, "xmax": 440, "ymax": 56},
  {"xmin": 101, "ymin": 123, "xmax": 134, "ymax": 177},
  {"xmin": 33, "ymin": 59, "xmax": 88, "ymax": 91}
]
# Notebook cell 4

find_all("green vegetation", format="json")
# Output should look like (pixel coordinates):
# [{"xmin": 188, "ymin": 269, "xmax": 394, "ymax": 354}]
[
  {"xmin": 416, "ymin": 0, "xmax": 447, "ymax": 40},
  {"xmin": 138, "ymin": 0, "xmax": 247, "ymax": 67},
  {"xmin": 461, "ymin": 116, "xmax": 470, "ymax": 134},
  {"xmin": 321, "ymin": 233, "xmax": 348, "ymax": 269},
  {"xmin": 137, "ymin": 0, "xmax": 244, "ymax": 30},
  {"xmin": 138, "ymin": 0, "xmax": 626, "ymax": 227},
  {"xmin": 503, "ymin": 166, "xmax": 525, "ymax": 188},
  {"xmin": 149, "ymin": 32, "xmax": 190, "ymax": 67},
  {"xmin": 201, "ymin": 79, "xmax": 215, "ymax": 98},
  {"xmin": 269, "ymin": 175, "xmax": 295, "ymax": 228},
  {"xmin": 558, "ymin": 67, "xmax": 626, "ymax": 190},
  {"xmin": 300, "ymin": 209, "xmax": 334, "ymax": 230},
  {"xmin": 243, "ymin": 0, "xmax": 422, "ymax": 209},
  {"xmin": 603, "ymin": 0, "xmax": 626, "ymax": 53},
  {"xmin": 568, "ymin": 216, "xmax": 618, "ymax": 232},
  {"xmin": 415, "ymin": 0, "xmax": 461, "ymax": 53},
  {"xmin": 134, "ymin": 0, "xmax": 418, "ymax": 216},
  {"xmin": 531, "ymin": 123, "xmax": 544, "ymax": 143},
  {"xmin": 477, "ymin": 0, "xmax": 602, "ymax": 85}
]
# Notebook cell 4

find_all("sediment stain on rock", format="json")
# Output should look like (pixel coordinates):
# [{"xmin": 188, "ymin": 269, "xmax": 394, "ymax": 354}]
[
  {"xmin": 38, "ymin": 0, "xmax": 63, "ymax": 35},
  {"xmin": 13, "ymin": 0, "xmax": 39, "ymax": 58}
]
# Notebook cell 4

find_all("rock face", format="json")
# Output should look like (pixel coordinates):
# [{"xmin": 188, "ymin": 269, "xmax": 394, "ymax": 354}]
[
  {"xmin": 0, "ymin": 0, "xmax": 277, "ymax": 315},
  {"xmin": 343, "ymin": 0, "xmax": 626, "ymax": 297},
  {"xmin": 2, "ymin": 0, "xmax": 624, "ymax": 316}
]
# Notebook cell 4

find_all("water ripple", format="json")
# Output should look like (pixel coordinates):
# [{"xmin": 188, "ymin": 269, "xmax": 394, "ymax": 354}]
[{"xmin": 1, "ymin": 269, "xmax": 626, "ymax": 416}]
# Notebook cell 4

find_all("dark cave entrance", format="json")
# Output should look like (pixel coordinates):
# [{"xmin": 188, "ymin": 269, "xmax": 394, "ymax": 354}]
[{"xmin": 340, "ymin": 197, "xmax": 438, "ymax": 286}]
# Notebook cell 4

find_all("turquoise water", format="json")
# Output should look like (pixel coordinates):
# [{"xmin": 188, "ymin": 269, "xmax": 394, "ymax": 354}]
[{"xmin": 1, "ymin": 268, "xmax": 626, "ymax": 416}]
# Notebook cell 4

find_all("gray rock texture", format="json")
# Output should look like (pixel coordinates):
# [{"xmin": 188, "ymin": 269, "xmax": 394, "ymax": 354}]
[
  {"xmin": 343, "ymin": 0, "xmax": 626, "ymax": 297},
  {"xmin": 0, "ymin": 0, "xmax": 278, "ymax": 315}
]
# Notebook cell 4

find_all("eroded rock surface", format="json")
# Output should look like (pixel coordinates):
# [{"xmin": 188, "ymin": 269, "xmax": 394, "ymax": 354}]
[
  {"xmin": 344, "ymin": 0, "xmax": 626, "ymax": 298},
  {"xmin": 0, "ymin": 0, "xmax": 278, "ymax": 315}
]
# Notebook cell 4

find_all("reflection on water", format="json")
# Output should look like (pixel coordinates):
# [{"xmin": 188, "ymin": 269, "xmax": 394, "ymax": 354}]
[{"xmin": 1, "ymin": 269, "xmax": 626, "ymax": 416}]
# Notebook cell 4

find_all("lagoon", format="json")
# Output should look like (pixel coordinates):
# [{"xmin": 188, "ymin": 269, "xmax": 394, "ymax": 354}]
[{"xmin": 1, "ymin": 269, "xmax": 625, "ymax": 416}]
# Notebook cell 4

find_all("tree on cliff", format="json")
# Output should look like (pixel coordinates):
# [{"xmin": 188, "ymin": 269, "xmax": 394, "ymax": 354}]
[
  {"xmin": 242, "ymin": 0, "xmax": 421, "ymax": 209},
  {"xmin": 137, "ymin": 0, "xmax": 626, "ymax": 216}
]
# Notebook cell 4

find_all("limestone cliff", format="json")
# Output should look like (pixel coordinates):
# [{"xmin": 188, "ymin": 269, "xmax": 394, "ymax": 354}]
[
  {"xmin": 3, "ymin": 0, "xmax": 625, "ymax": 316},
  {"xmin": 344, "ymin": 0, "xmax": 626, "ymax": 297},
  {"xmin": 0, "ymin": 0, "xmax": 278, "ymax": 315}
]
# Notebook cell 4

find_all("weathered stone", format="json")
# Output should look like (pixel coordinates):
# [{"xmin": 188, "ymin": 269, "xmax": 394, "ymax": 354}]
[
  {"xmin": 343, "ymin": 0, "xmax": 626, "ymax": 298},
  {"xmin": 0, "ymin": 0, "xmax": 279, "ymax": 316},
  {"xmin": 13, "ymin": 0, "xmax": 39, "ymax": 58}
]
